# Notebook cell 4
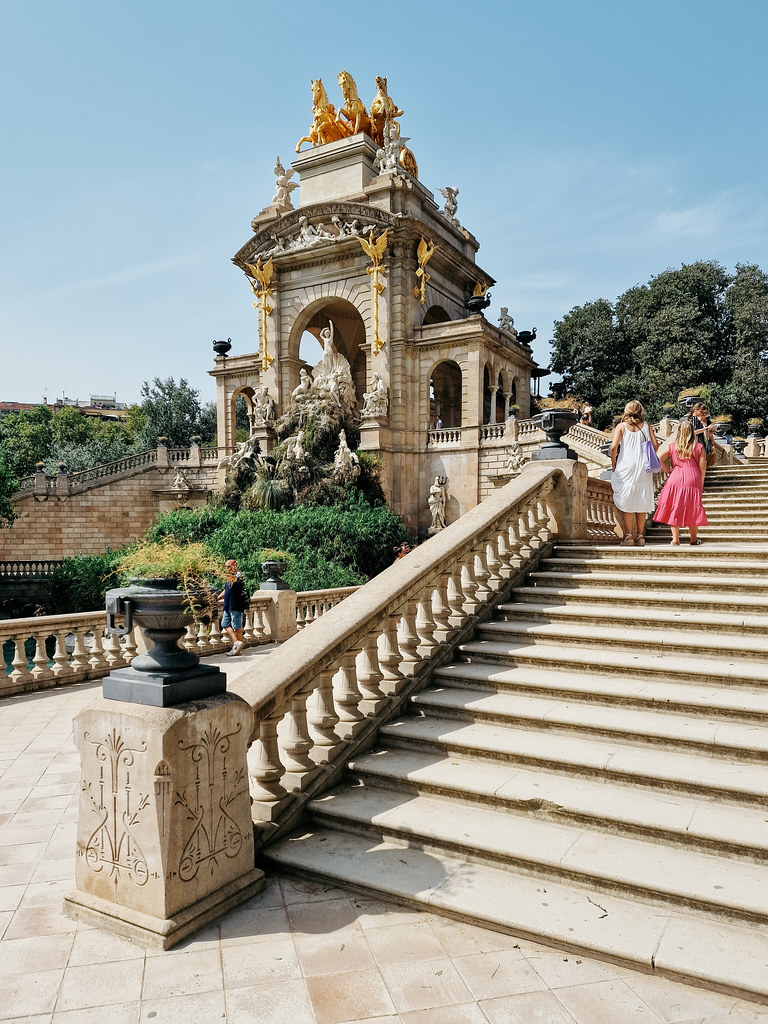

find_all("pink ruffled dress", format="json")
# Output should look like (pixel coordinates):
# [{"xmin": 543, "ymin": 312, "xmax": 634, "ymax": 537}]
[{"xmin": 653, "ymin": 442, "xmax": 709, "ymax": 528}]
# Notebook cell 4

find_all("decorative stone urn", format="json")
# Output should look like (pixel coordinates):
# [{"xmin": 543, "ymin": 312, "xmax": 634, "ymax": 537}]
[
  {"xmin": 733, "ymin": 439, "xmax": 747, "ymax": 456},
  {"xmin": 103, "ymin": 578, "xmax": 226, "ymax": 707},
  {"xmin": 531, "ymin": 410, "xmax": 578, "ymax": 461},
  {"xmin": 260, "ymin": 560, "xmax": 290, "ymax": 591},
  {"xmin": 464, "ymin": 293, "xmax": 491, "ymax": 314}
]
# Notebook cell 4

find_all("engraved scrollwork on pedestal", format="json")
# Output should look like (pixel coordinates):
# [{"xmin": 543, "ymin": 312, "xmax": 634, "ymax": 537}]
[
  {"xmin": 83, "ymin": 728, "xmax": 150, "ymax": 886},
  {"xmin": 175, "ymin": 722, "xmax": 248, "ymax": 882}
]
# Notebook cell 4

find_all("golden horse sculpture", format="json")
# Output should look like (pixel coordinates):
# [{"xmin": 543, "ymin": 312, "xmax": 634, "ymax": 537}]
[
  {"xmin": 369, "ymin": 75, "xmax": 403, "ymax": 148},
  {"xmin": 337, "ymin": 70, "xmax": 371, "ymax": 137},
  {"xmin": 295, "ymin": 79, "xmax": 347, "ymax": 153}
]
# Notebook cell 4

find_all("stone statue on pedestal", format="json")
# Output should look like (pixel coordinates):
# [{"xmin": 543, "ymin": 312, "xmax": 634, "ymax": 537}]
[
  {"xmin": 361, "ymin": 372, "xmax": 387, "ymax": 419},
  {"xmin": 428, "ymin": 476, "xmax": 447, "ymax": 533},
  {"xmin": 272, "ymin": 156, "xmax": 298, "ymax": 209},
  {"xmin": 332, "ymin": 429, "xmax": 360, "ymax": 484}
]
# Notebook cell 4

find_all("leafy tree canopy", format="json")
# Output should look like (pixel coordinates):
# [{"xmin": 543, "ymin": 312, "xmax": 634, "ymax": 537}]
[
  {"xmin": 130, "ymin": 377, "xmax": 208, "ymax": 449},
  {"xmin": 551, "ymin": 261, "xmax": 768, "ymax": 432}
]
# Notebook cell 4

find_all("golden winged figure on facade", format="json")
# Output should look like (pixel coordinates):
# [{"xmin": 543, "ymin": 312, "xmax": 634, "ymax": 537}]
[
  {"xmin": 357, "ymin": 229, "xmax": 388, "ymax": 267},
  {"xmin": 414, "ymin": 236, "xmax": 435, "ymax": 305}
]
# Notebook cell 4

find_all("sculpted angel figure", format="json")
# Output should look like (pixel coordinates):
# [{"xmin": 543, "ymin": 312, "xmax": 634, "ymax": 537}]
[
  {"xmin": 272, "ymin": 156, "xmax": 298, "ymax": 208},
  {"xmin": 331, "ymin": 215, "xmax": 362, "ymax": 237},
  {"xmin": 362, "ymin": 371, "xmax": 387, "ymax": 418},
  {"xmin": 438, "ymin": 186, "xmax": 459, "ymax": 224}
]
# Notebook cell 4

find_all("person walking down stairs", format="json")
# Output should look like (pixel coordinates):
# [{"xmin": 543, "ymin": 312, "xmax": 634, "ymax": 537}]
[
  {"xmin": 610, "ymin": 399, "xmax": 659, "ymax": 546},
  {"xmin": 654, "ymin": 419, "xmax": 709, "ymax": 546}
]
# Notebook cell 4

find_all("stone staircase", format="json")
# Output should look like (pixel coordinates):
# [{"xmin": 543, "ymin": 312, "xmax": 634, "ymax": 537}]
[{"xmin": 264, "ymin": 474, "xmax": 768, "ymax": 1002}]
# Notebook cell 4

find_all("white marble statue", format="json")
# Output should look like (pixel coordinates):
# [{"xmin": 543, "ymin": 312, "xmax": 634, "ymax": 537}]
[
  {"xmin": 505, "ymin": 441, "xmax": 524, "ymax": 475},
  {"xmin": 272, "ymin": 156, "xmax": 298, "ymax": 209},
  {"xmin": 332, "ymin": 429, "xmax": 360, "ymax": 484},
  {"xmin": 172, "ymin": 468, "xmax": 190, "ymax": 490},
  {"xmin": 309, "ymin": 321, "xmax": 357, "ymax": 417},
  {"xmin": 428, "ymin": 476, "xmax": 447, "ymax": 532},
  {"xmin": 253, "ymin": 386, "xmax": 277, "ymax": 427},
  {"xmin": 438, "ymin": 186, "xmax": 460, "ymax": 225},
  {"xmin": 286, "ymin": 429, "xmax": 308, "ymax": 463},
  {"xmin": 498, "ymin": 307, "xmax": 517, "ymax": 335},
  {"xmin": 331, "ymin": 216, "xmax": 362, "ymax": 237},
  {"xmin": 291, "ymin": 367, "xmax": 313, "ymax": 406},
  {"xmin": 217, "ymin": 434, "xmax": 262, "ymax": 475},
  {"xmin": 361, "ymin": 371, "xmax": 387, "ymax": 419}
]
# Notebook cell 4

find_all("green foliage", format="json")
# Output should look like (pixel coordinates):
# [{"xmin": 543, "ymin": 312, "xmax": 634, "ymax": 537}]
[
  {"xmin": 551, "ymin": 261, "xmax": 768, "ymax": 433},
  {"xmin": 45, "ymin": 550, "xmax": 123, "ymax": 614},
  {"xmin": 149, "ymin": 492, "xmax": 407, "ymax": 594},
  {"xmin": 0, "ymin": 405, "xmax": 53, "ymax": 479},
  {"xmin": 0, "ymin": 455, "xmax": 18, "ymax": 528},
  {"xmin": 133, "ymin": 377, "xmax": 209, "ymax": 449}
]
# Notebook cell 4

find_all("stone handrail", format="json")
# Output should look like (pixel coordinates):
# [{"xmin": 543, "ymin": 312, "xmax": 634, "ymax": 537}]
[
  {"xmin": 230, "ymin": 462, "xmax": 578, "ymax": 836},
  {"xmin": 0, "ymin": 559, "xmax": 63, "ymax": 578},
  {"xmin": 567, "ymin": 422, "xmax": 610, "ymax": 452},
  {"xmin": 201, "ymin": 447, "xmax": 219, "ymax": 461},
  {"xmin": 480, "ymin": 423, "xmax": 505, "ymax": 442},
  {"xmin": 296, "ymin": 587, "xmax": 359, "ymax": 628}
]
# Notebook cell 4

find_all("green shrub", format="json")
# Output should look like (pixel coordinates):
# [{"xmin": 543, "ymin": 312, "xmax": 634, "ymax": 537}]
[{"xmin": 44, "ymin": 551, "xmax": 123, "ymax": 614}]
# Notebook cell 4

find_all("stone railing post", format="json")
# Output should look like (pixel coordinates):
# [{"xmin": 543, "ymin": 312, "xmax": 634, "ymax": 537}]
[
  {"xmin": 63, "ymin": 693, "xmax": 264, "ymax": 948},
  {"xmin": 156, "ymin": 439, "xmax": 170, "ymax": 469},
  {"xmin": 262, "ymin": 590, "xmax": 298, "ymax": 641},
  {"xmin": 55, "ymin": 462, "xmax": 70, "ymax": 499},
  {"xmin": 547, "ymin": 460, "xmax": 588, "ymax": 539},
  {"xmin": 188, "ymin": 437, "xmax": 202, "ymax": 468}
]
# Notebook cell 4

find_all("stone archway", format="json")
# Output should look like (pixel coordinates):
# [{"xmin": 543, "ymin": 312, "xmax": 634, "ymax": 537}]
[
  {"xmin": 430, "ymin": 360, "xmax": 462, "ymax": 428},
  {"xmin": 288, "ymin": 297, "xmax": 368, "ymax": 408}
]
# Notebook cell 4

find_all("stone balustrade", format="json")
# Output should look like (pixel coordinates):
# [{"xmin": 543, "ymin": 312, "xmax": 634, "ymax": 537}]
[
  {"xmin": 0, "ymin": 559, "xmax": 63, "ymax": 578},
  {"xmin": 584, "ymin": 477, "xmax": 621, "ymax": 540},
  {"xmin": 1, "ymin": 611, "xmax": 139, "ymax": 697},
  {"xmin": 295, "ymin": 587, "xmax": 359, "ymax": 629},
  {"xmin": 229, "ymin": 461, "xmax": 589, "ymax": 835},
  {"xmin": 480, "ymin": 423, "xmax": 506, "ymax": 442},
  {"xmin": 427, "ymin": 427, "xmax": 462, "ymax": 446}
]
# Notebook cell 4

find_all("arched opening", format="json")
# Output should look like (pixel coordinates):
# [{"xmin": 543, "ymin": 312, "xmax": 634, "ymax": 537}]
[
  {"xmin": 508, "ymin": 376, "xmax": 518, "ymax": 413},
  {"xmin": 430, "ymin": 360, "xmax": 462, "ymax": 428},
  {"xmin": 495, "ymin": 371, "xmax": 505, "ymax": 423},
  {"xmin": 423, "ymin": 305, "xmax": 451, "ymax": 325},
  {"xmin": 290, "ymin": 297, "xmax": 367, "ymax": 408},
  {"xmin": 230, "ymin": 386, "xmax": 256, "ymax": 444},
  {"xmin": 482, "ymin": 366, "xmax": 492, "ymax": 424}
]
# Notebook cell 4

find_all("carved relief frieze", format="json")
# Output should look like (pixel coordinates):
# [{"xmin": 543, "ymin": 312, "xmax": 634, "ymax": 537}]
[
  {"xmin": 175, "ymin": 722, "xmax": 249, "ymax": 882},
  {"xmin": 82, "ymin": 728, "xmax": 150, "ymax": 886}
]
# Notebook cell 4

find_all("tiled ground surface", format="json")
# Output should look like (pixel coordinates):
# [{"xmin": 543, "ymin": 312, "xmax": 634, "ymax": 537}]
[{"xmin": 2, "ymin": 657, "xmax": 768, "ymax": 1024}]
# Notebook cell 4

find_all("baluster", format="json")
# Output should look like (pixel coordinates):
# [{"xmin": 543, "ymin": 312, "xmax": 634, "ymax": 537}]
[
  {"xmin": 51, "ymin": 630, "xmax": 70, "ymax": 677},
  {"xmin": 9, "ymin": 636, "xmax": 32, "ymax": 687},
  {"xmin": 182, "ymin": 623, "xmax": 197, "ymax": 652},
  {"xmin": 333, "ymin": 650, "xmax": 365, "ymax": 735},
  {"xmin": 280, "ymin": 682, "xmax": 316, "ymax": 778},
  {"xmin": 517, "ymin": 508, "xmax": 533, "ymax": 560},
  {"xmin": 207, "ymin": 614, "xmax": 223, "ymax": 651},
  {"xmin": 431, "ymin": 574, "xmax": 453, "ymax": 643},
  {"xmin": 397, "ymin": 601, "xmax": 421, "ymax": 676},
  {"xmin": 87, "ymin": 628, "xmax": 108, "ymax": 674},
  {"xmin": 495, "ymin": 529, "xmax": 515, "ymax": 579},
  {"xmin": 248, "ymin": 715, "xmax": 287, "ymax": 811},
  {"xmin": 378, "ymin": 616, "xmax": 405, "ymax": 694},
  {"xmin": 31, "ymin": 631, "xmax": 51, "ymax": 682},
  {"xmin": 460, "ymin": 559, "xmax": 481, "ymax": 616},
  {"xmin": 241, "ymin": 607, "xmax": 255, "ymax": 646},
  {"xmin": 307, "ymin": 668, "xmax": 342, "ymax": 759},
  {"xmin": 415, "ymin": 589, "xmax": 439, "ymax": 659},
  {"xmin": 356, "ymin": 634, "xmax": 386, "ymax": 710},
  {"xmin": 446, "ymin": 571, "xmax": 466, "ymax": 627},
  {"xmin": 69, "ymin": 630, "xmax": 88, "ymax": 675},
  {"xmin": 121, "ymin": 626, "xmax": 139, "ymax": 665},
  {"xmin": 471, "ymin": 550, "xmax": 492, "ymax": 603},
  {"xmin": 484, "ymin": 538, "xmax": 504, "ymax": 591},
  {"xmin": 536, "ymin": 489, "xmax": 552, "ymax": 543},
  {"xmin": 102, "ymin": 629, "xmax": 123, "ymax": 668},
  {"xmin": 256, "ymin": 602, "xmax": 271, "ymax": 642}
]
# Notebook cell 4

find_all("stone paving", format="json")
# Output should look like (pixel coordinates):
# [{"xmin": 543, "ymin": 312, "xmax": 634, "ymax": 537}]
[{"xmin": 1, "ymin": 650, "xmax": 767, "ymax": 1024}]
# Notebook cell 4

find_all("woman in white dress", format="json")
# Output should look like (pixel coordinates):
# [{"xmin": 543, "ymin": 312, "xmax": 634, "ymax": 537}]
[{"xmin": 610, "ymin": 400, "xmax": 659, "ymax": 546}]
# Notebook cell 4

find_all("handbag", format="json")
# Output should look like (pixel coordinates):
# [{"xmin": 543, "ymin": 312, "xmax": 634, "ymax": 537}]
[{"xmin": 641, "ymin": 426, "xmax": 662, "ymax": 473}]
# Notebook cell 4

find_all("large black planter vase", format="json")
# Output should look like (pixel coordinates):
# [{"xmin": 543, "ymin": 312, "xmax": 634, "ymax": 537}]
[
  {"xmin": 531, "ymin": 410, "xmax": 578, "ymax": 461},
  {"xmin": 102, "ymin": 578, "xmax": 226, "ymax": 707}
]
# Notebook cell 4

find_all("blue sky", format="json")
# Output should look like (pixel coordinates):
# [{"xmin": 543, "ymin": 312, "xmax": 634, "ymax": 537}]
[{"xmin": 3, "ymin": 0, "xmax": 766, "ymax": 405}]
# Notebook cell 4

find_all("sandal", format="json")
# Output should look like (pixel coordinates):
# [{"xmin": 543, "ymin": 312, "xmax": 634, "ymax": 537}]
[
  {"xmin": 690, "ymin": 539, "xmax": 702, "ymax": 546},
  {"xmin": 634, "ymin": 536, "xmax": 645, "ymax": 546},
  {"xmin": 620, "ymin": 536, "xmax": 634, "ymax": 546}
]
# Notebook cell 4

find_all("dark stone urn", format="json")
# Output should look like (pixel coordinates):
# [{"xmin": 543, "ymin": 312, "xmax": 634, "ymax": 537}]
[
  {"xmin": 260, "ymin": 560, "xmax": 290, "ymax": 591},
  {"xmin": 531, "ymin": 410, "xmax": 578, "ymax": 461},
  {"xmin": 102, "ymin": 578, "xmax": 226, "ymax": 707},
  {"xmin": 465, "ymin": 293, "xmax": 491, "ymax": 314}
]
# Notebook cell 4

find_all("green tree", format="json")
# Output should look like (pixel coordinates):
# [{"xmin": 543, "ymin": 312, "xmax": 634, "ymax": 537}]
[
  {"xmin": 0, "ymin": 454, "xmax": 18, "ymax": 528},
  {"xmin": 0, "ymin": 405, "xmax": 53, "ymax": 479},
  {"xmin": 133, "ymin": 377, "xmax": 207, "ymax": 449}
]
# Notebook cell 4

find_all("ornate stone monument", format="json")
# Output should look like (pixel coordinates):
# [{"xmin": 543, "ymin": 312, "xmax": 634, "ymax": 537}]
[{"xmin": 211, "ymin": 70, "xmax": 540, "ymax": 533}]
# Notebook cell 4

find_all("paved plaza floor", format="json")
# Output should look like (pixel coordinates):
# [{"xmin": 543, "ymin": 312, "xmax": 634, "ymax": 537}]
[{"xmin": 1, "ymin": 649, "xmax": 767, "ymax": 1024}]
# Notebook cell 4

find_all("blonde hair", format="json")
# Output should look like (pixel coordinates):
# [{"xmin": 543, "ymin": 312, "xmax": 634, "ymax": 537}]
[
  {"xmin": 674, "ymin": 420, "xmax": 696, "ymax": 461},
  {"xmin": 621, "ymin": 400, "xmax": 646, "ymax": 427}
]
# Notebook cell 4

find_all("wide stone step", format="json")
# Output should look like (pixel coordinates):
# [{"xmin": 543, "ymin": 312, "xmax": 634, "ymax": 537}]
[
  {"xmin": 529, "ymin": 569, "xmax": 768, "ymax": 594},
  {"xmin": 265, "ymin": 828, "xmax": 768, "ymax": 1001},
  {"xmin": 551, "ymin": 543, "xmax": 768, "ymax": 562},
  {"xmin": 434, "ymin": 658, "xmax": 768, "ymax": 721},
  {"xmin": 303, "ymin": 787, "xmax": 768, "ymax": 924},
  {"xmin": 457, "ymin": 637, "xmax": 768, "ymax": 690},
  {"xmin": 379, "ymin": 714, "xmax": 768, "ymax": 804},
  {"xmin": 346, "ymin": 747, "xmax": 768, "ymax": 859},
  {"xmin": 542, "ymin": 553, "xmax": 768, "ymax": 576},
  {"xmin": 409, "ymin": 684, "xmax": 768, "ymax": 761},
  {"xmin": 510, "ymin": 583, "xmax": 768, "ymax": 618},
  {"xmin": 475, "ymin": 617, "xmax": 768, "ymax": 664},
  {"xmin": 497, "ymin": 597, "xmax": 768, "ymax": 639}
]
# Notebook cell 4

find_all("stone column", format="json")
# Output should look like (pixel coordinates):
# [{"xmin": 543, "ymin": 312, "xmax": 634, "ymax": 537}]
[{"xmin": 63, "ymin": 693, "xmax": 264, "ymax": 949}]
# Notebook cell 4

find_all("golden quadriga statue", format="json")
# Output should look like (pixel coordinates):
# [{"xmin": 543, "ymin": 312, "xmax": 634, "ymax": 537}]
[{"xmin": 296, "ymin": 71, "xmax": 417, "ymax": 177}]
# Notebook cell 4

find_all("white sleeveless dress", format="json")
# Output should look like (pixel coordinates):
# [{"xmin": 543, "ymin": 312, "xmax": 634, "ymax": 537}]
[{"xmin": 611, "ymin": 423, "xmax": 655, "ymax": 513}]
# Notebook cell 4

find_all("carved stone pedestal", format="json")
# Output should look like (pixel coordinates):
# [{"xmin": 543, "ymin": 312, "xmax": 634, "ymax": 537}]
[{"xmin": 63, "ymin": 693, "xmax": 263, "ymax": 949}]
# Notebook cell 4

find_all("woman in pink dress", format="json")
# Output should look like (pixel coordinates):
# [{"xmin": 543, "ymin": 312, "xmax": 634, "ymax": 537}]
[{"xmin": 653, "ymin": 420, "xmax": 708, "ymax": 545}]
